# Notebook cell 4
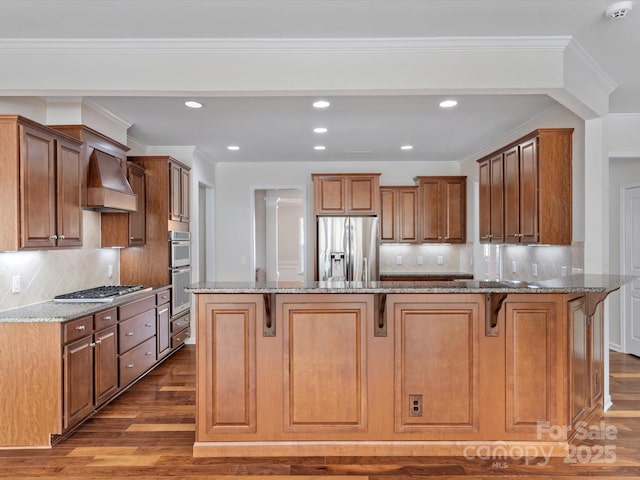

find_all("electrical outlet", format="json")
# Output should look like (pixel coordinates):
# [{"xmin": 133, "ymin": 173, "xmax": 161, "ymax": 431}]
[
  {"xmin": 561, "ymin": 266, "xmax": 568, "ymax": 277},
  {"xmin": 108, "ymin": 265, "xmax": 113, "ymax": 278},
  {"xmin": 531, "ymin": 263, "xmax": 538, "ymax": 277},
  {"xmin": 12, "ymin": 275, "xmax": 20, "ymax": 293},
  {"xmin": 437, "ymin": 255, "xmax": 444, "ymax": 265},
  {"xmin": 396, "ymin": 255, "xmax": 403, "ymax": 265},
  {"xmin": 409, "ymin": 394, "xmax": 423, "ymax": 417},
  {"xmin": 511, "ymin": 261, "xmax": 517, "ymax": 274},
  {"xmin": 416, "ymin": 256, "xmax": 423, "ymax": 265}
]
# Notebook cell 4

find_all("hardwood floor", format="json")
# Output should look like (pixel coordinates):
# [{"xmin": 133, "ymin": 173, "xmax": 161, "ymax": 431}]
[{"xmin": 1, "ymin": 346, "xmax": 640, "ymax": 479}]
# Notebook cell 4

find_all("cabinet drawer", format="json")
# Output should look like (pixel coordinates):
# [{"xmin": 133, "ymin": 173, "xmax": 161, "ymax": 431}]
[
  {"xmin": 94, "ymin": 308, "xmax": 117, "ymax": 331},
  {"xmin": 171, "ymin": 312, "xmax": 190, "ymax": 332},
  {"xmin": 171, "ymin": 326, "xmax": 190, "ymax": 349},
  {"xmin": 119, "ymin": 309, "xmax": 156, "ymax": 353},
  {"xmin": 119, "ymin": 336, "xmax": 157, "ymax": 387},
  {"xmin": 63, "ymin": 316, "xmax": 93, "ymax": 344},
  {"xmin": 156, "ymin": 289, "xmax": 170, "ymax": 306},
  {"xmin": 119, "ymin": 294, "xmax": 155, "ymax": 321}
]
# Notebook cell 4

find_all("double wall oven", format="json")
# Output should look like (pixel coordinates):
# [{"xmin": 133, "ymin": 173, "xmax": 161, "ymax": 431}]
[{"xmin": 169, "ymin": 231, "xmax": 191, "ymax": 315}]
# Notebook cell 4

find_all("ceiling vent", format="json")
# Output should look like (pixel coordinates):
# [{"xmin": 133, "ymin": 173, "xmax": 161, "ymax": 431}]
[{"xmin": 606, "ymin": 1, "xmax": 633, "ymax": 19}]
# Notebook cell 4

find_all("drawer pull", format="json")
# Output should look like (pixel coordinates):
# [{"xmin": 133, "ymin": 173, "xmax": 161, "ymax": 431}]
[
  {"xmin": 95, "ymin": 339, "xmax": 102, "ymax": 344},
  {"xmin": 75, "ymin": 325, "xmax": 86, "ymax": 331},
  {"xmin": 158, "ymin": 308, "xmax": 169, "ymax": 315},
  {"xmin": 145, "ymin": 351, "xmax": 153, "ymax": 356},
  {"xmin": 126, "ymin": 332, "xmax": 134, "ymax": 336},
  {"xmin": 103, "ymin": 316, "xmax": 112, "ymax": 321},
  {"xmin": 89, "ymin": 342, "xmax": 96, "ymax": 347},
  {"xmin": 145, "ymin": 323, "xmax": 153, "ymax": 327},
  {"xmin": 126, "ymin": 363, "xmax": 134, "ymax": 368}
]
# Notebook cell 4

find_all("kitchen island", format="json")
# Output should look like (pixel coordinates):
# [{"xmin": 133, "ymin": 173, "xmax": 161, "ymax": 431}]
[{"xmin": 188, "ymin": 275, "xmax": 627, "ymax": 458}]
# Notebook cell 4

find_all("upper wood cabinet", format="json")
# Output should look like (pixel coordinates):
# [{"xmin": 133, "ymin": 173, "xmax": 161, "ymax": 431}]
[
  {"xmin": 312, "ymin": 173, "xmax": 381, "ymax": 215},
  {"xmin": 101, "ymin": 162, "xmax": 146, "ymax": 247},
  {"xmin": 477, "ymin": 128, "xmax": 573, "ymax": 245},
  {"xmin": 380, "ymin": 186, "xmax": 418, "ymax": 243},
  {"xmin": 0, "ymin": 115, "xmax": 83, "ymax": 251},
  {"xmin": 170, "ymin": 161, "xmax": 190, "ymax": 223},
  {"xmin": 414, "ymin": 176, "xmax": 466, "ymax": 244}
]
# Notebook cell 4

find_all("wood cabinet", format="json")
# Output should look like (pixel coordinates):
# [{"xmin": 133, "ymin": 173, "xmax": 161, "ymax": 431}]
[
  {"xmin": 62, "ymin": 313, "xmax": 118, "ymax": 431},
  {"xmin": 0, "ymin": 115, "xmax": 83, "ymax": 251},
  {"xmin": 101, "ymin": 162, "xmax": 146, "ymax": 247},
  {"xmin": 477, "ymin": 128, "xmax": 573, "ymax": 245},
  {"xmin": 415, "ymin": 176, "xmax": 466, "ymax": 243},
  {"xmin": 121, "ymin": 156, "xmax": 191, "ymax": 286},
  {"xmin": 312, "ymin": 173, "xmax": 381, "ymax": 215},
  {"xmin": 568, "ymin": 296, "xmax": 604, "ymax": 434},
  {"xmin": 118, "ymin": 293, "xmax": 157, "ymax": 388},
  {"xmin": 380, "ymin": 186, "xmax": 418, "ymax": 243},
  {"xmin": 157, "ymin": 288, "xmax": 171, "ymax": 359},
  {"xmin": 170, "ymin": 160, "xmax": 190, "ymax": 223},
  {"xmin": 478, "ymin": 153, "xmax": 505, "ymax": 243}
]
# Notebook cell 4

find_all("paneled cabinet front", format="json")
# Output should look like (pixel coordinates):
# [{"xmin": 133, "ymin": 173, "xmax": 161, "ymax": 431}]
[
  {"xmin": 380, "ymin": 186, "xmax": 418, "ymax": 243},
  {"xmin": 415, "ymin": 176, "xmax": 466, "ymax": 244},
  {"xmin": 0, "ymin": 115, "xmax": 83, "ymax": 251},
  {"xmin": 312, "ymin": 173, "xmax": 381, "ymax": 215}
]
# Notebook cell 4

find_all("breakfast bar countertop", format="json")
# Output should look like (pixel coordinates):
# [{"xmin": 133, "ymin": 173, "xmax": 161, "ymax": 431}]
[{"xmin": 186, "ymin": 274, "xmax": 632, "ymax": 295}]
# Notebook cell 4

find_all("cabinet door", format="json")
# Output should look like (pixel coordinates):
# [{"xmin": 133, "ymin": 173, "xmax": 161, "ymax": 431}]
[
  {"xmin": 20, "ymin": 125, "xmax": 57, "ymax": 249},
  {"xmin": 56, "ymin": 138, "xmax": 83, "ymax": 247},
  {"xmin": 63, "ymin": 336, "xmax": 94, "ymax": 429},
  {"xmin": 398, "ymin": 188, "xmax": 418, "ymax": 242},
  {"xmin": 157, "ymin": 304, "xmax": 171, "ymax": 358},
  {"xmin": 519, "ymin": 138, "xmax": 539, "ymax": 243},
  {"xmin": 94, "ymin": 326, "xmax": 119, "ymax": 406},
  {"xmin": 505, "ymin": 299, "xmax": 563, "ymax": 436},
  {"xmin": 169, "ymin": 162, "xmax": 182, "ymax": 221},
  {"xmin": 478, "ymin": 159, "xmax": 491, "ymax": 242},
  {"xmin": 489, "ymin": 154, "xmax": 505, "ymax": 243},
  {"xmin": 590, "ymin": 305, "xmax": 604, "ymax": 407},
  {"xmin": 393, "ymin": 300, "xmax": 480, "ymax": 433},
  {"xmin": 127, "ymin": 164, "xmax": 146, "ymax": 245},
  {"xmin": 418, "ymin": 179, "xmax": 442, "ymax": 242},
  {"xmin": 380, "ymin": 188, "xmax": 396, "ymax": 242},
  {"xmin": 180, "ymin": 168, "xmax": 190, "ymax": 222},
  {"xmin": 442, "ymin": 178, "xmax": 465, "ymax": 243},
  {"xmin": 347, "ymin": 176, "xmax": 378, "ymax": 214},
  {"xmin": 503, "ymin": 146, "xmax": 520, "ymax": 243},
  {"xmin": 314, "ymin": 176, "xmax": 346, "ymax": 214}
]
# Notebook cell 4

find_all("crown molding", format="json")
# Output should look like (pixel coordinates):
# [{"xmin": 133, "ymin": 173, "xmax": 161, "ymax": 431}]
[
  {"xmin": 564, "ymin": 38, "xmax": 617, "ymax": 95},
  {"xmin": 82, "ymin": 98, "xmax": 132, "ymax": 129},
  {"xmin": 0, "ymin": 36, "xmax": 573, "ymax": 54},
  {"xmin": 609, "ymin": 113, "xmax": 640, "ymax": 120}
]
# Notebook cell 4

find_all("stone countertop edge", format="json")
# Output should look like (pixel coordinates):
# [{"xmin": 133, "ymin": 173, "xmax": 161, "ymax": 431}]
[
  {"xmin": 379, "ymin": 272, "xmax": 474, "ymax": 277},
  {"xmin": 0, "ymin": 285, "xmax": 169, "ymax": 324},
  {"xmin": 186, "ymin": 274, "xmax": 634, "ymax": 295}
]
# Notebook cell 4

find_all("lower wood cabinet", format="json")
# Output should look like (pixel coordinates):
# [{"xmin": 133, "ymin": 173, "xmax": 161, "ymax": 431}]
[{"xmin": 195, "ymin": 292, "xmax": 589, "ymax": 455}]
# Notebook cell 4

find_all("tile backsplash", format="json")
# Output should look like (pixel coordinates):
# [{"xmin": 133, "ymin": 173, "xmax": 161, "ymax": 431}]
[
  {"xmin": 0, "ymin": 211, "xmax": 120, "ymax": 311},
  {"xmin": 380, "ymin": 244, "xmax": 473, "ymax": 274}
]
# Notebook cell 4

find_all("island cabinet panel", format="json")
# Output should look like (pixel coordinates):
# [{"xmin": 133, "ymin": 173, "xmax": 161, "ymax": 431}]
[
  {"xmin": 393, "ymin": 301, "xmax": 479, "ymax": 432},
  {"xmin": 282, "ymin": 300, "xmax": 368, "ymax": 432},
  {"xmin": 504, "ymin": 299, "xmax": 564, "ymax": 436},
  {"xmin": 197, "ymin": 296, "xmax": 258, "ymax": 437}
]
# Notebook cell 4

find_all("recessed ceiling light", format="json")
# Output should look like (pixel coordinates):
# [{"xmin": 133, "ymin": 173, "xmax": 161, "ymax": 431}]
[
  {"xmin": 313, "ymin": 100, "xmax": 330, "ymax": 109},
  {"xmin": 439, "ymin": 99, "xmax": 458, "ymax": 108},
  {"xmin": 313, "ymin": 127, "xmax": 328, "ymax": 133},
  {"xmin": 184, "ymin": 100, "xmax": 203, "ymax": 109},
  {"xmin": 401, "ymin": 145, "xmax": 414, "ymax": 151},
  {"xmin": 314, "ymin": 145, "xmax": 326, "ymax": 151},
  {"xmin": 227, "ymin": 145, "xmax": 240, "ymax": 151}
]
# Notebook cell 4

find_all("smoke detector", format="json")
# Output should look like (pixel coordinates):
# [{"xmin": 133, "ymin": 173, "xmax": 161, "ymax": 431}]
[{"xmin": 605, "ymin": 1, "xmax": 633, "ymax": 19}]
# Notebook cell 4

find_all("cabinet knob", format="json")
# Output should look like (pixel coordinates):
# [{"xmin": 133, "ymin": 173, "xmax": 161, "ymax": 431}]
[
  {"xmin": 51, "ymin": 234, "xmax": 58, "ymax": 240},
  {"xmin": 126, "ymin": 363, "xmax": 134, "ymax": 368},
  {"xmin": 130, "ymin": 236, "xmax": 134, "ymax": 240},
  {"xmin": 59, "ymin": 235, "xmax": 65, "ymax": 240},
  {"xmin": 95, "ymin": 339, "xmax": 102, "ymax": 344},
  {"xmin": 145, "ymin": 323, "xmax": 153, "ymax": 327},
  {"xmin": 145, "ymin": 351, "xmax": 153, "ymax": 356},
  {"xmin": 104, "ymin": 316, "xmax": 112, "ymax": 321},
  {"xmin": 76, "ymin": 325, "xmax": 86, "ymax": 331},
  {"xmin": 126, "ymin": 332, "xmax": 134, "ymax": 336}
]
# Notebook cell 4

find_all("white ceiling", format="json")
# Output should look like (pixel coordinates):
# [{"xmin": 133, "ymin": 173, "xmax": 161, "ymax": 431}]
[{"xmin": 1, "ymin": 0, "xmax": 638, "ymax": 163}]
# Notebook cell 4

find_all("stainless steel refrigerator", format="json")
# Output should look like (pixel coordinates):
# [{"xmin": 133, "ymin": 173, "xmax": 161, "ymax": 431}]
[{"xmin": 316, "ymin": 216, "xmax": 379, "ymax": 282}]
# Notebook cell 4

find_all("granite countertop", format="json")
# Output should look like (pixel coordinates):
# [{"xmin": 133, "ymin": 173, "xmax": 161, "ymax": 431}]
[
  {"xmin": 186, "ymin": 274, "xmax": 633, "ymax": 295},
  {"xmin": 0, "ymin": 285, "xmax": 166, "ymax": 323},
  {"xmin": 379, "ymin": 272, "xmax": 474, "ymax": 278}
]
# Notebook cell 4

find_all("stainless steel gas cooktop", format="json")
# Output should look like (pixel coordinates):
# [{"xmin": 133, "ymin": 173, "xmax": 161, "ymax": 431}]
[{"xmin": 54, "ymin": 285, "xmax": 151, "ymax": 303}]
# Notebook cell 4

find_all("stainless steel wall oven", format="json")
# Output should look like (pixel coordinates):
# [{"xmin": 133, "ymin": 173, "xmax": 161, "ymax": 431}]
[{"xmin": 169, "ymin": 231, "xmax": 191, "ymax": 315}]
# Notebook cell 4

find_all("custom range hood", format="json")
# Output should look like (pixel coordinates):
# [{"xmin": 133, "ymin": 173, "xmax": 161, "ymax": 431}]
[{"xmin": 86, "ymin": 150, "xmax": 138, "ymax": 213}]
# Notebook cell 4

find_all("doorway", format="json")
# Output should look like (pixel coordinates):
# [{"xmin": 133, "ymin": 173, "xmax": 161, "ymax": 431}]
[
  {"xmin": 253, "ymin": 188, "xmax": 305, "ymax": 283},
  {"xmin": 622, "ymin": 183, "xmax": 640, "ymax": 356}
]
